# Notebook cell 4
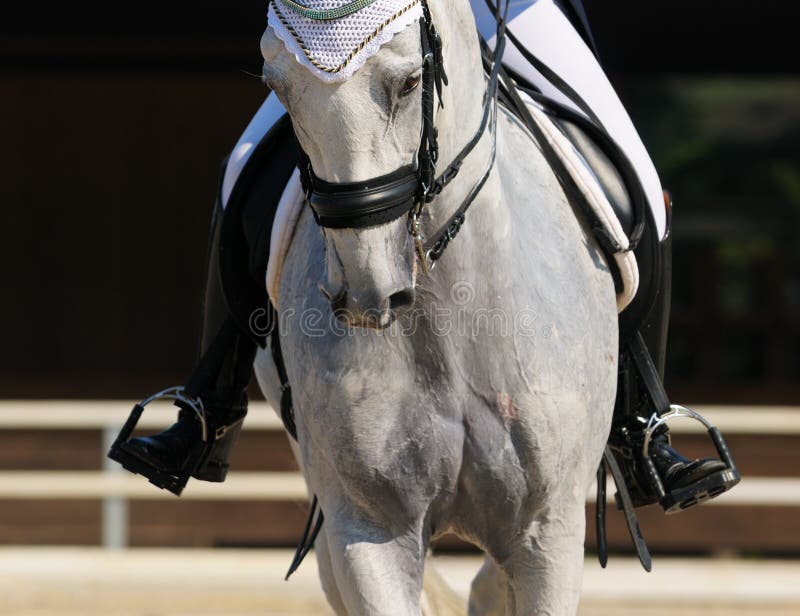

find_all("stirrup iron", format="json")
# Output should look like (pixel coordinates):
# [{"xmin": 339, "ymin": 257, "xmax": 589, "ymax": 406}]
[
  {"xmin": 642, "ymin": 405, "xmax": 740, "ymax": 514},
  {"xmin": 107, "ymin": 386, "xmax": 209, "ymax": 496}
]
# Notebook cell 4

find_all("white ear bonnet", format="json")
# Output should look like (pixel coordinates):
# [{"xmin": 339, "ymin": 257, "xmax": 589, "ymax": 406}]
[{"xmin": 267, "ymin": 0, "xmax": 423, "ymax": 82}]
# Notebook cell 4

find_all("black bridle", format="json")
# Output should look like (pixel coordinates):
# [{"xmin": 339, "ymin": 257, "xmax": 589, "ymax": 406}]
[{"xmin": 299, "ymin": 0, "xmax": 509, "ymax": 272}]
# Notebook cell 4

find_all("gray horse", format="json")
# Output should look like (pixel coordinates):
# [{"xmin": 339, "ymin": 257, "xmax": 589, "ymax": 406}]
[{"xmin": 254, "ymin": 0, "xmax": 617, "ymax": 612}]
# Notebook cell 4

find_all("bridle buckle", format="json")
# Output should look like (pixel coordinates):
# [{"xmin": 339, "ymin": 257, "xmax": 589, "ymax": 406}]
[{"xmin": 409, "ymin": 211, "xmax": 430, "ymax": 275}]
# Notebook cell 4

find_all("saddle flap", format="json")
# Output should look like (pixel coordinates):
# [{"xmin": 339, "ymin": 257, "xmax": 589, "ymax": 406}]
[{"xmin": 219, "ymin": 113, "xmax": 299, "ymax": 344}]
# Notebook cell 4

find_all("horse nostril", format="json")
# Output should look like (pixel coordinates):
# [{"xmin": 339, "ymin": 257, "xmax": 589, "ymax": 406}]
[
  {"xmin": 388, "ymin": 288, "xmax": 415, "ymax": 313},
  {"xmin": 319, "ymin": 282, "xmax": 347, "ymax": 312}
]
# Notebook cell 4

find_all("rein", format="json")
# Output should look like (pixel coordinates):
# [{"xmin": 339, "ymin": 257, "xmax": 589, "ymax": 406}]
[
  {"xmin": 423, "ymin": 13, "xmax": 507, "ymax": 266},
  {"xmin": 299, "ymin": 0, "xmax": 510, "ymax": 272}
]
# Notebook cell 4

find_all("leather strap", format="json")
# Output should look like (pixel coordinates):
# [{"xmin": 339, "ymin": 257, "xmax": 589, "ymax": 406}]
[
  {"xmin": 286, "ymin": 495, "xmax": 325, "ymax": 580},
  {"xmin": 303, "ymin": 161, "xmax": 419, "ymax": 229},
  {"xmin": 629, "ymin": 332, "xmax": 671, "ymax": 414},
  {"xmin": 604, "ymin": 447, "xmax": 653, "ymax": 571},
  {"xmin": 425, "ymin": 5, "xmax": 508, "ymax": 263},
  {"xmin": 597, "ymin": 331, "xmax": 676, "ymax": 572},
  {"xmin": 482, "ymin": 0, "xmax": 600, "ymax": 127},
  {"xmin": 270, "ymin": 319, "xmax": 324, "ymax": 580},
  {"xmin": 270, "ymin": 324, "xmax": 298, "ymax": 441},
  {"xmin": 595, "ymin": 456, "xmax": 608, "ymax": 568}
]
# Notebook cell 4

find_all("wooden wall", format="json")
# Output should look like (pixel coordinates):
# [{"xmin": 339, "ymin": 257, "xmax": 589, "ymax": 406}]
[
  {"xmin": 0, "ymin": 70, "xmax": 264, "ymax": 397},
  {"xmin": 0, "ymin": 427, "xmax": 796, "ymax": 554}
]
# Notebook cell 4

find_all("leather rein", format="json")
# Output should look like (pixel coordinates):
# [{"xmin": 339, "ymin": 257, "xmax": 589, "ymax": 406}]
[{"xmin": 299, "ymin": 0, "xmax": 510, "ymax": 272}]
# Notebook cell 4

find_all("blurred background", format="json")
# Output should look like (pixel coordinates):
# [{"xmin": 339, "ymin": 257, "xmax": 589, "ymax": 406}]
[{"xmin": 1, "ymin": 1, "xmax": 799, "ymax": 613}]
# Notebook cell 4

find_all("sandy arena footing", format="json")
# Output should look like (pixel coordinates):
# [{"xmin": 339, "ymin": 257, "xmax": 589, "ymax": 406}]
[{"xmin": 0, "ymin": 548, "xmax": 798, "ymax": 615}]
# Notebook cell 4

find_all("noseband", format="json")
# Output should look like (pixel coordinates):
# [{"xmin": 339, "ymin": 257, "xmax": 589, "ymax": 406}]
[{"xmin": 299, "ymin": 0, "xmax": 507, "ymax": 271}]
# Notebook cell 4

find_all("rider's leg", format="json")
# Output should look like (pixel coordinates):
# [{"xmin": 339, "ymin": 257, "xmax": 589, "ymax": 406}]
[
  {"xmin": 109, "ymin": 99, "xmax": 295, "ymax": 492},
  {"xmin": 114, "ymin": 204, "xmax": 256, "ymax": 485},
  {"xmin": 611, "ymin": 210, "xmax": 738, "ymax": 512},
  {"xmin": 472, "ymin": 0, "xmax": 669, "ymax": 240}
]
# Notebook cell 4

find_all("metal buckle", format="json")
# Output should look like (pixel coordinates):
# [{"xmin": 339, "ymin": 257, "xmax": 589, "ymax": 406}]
[
  {"xmin": 214, "ymin": 415, "xmax": 246, "ymax": 441},
  {"xmin": 424, "ymin": 248, "xmax": 437, "ymax": 271},
  {"xmin": 408, "ymin": 212, "xmax": 429, "ymax": 275}
]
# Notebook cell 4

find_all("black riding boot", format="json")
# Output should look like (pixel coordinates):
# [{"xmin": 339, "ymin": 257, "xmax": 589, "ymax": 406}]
[
  {"xmin": 108, "ymin": 203, "xmax": 258, "ymax": 494},
  {"xmin": 610, "ymin": 356, "xmax": 730, "ymax": 512},
  {"xmin": 119, "ymin": 389, "xmax": 250, "ymax": 485},
  {"xmin": 610, "ymin": 231, "xmax": 739, "ymax": 513}
]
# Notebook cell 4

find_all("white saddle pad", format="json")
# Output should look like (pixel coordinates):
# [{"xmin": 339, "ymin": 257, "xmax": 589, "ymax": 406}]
[
  {"xmin": 266, "ymin": 168, "xmax": 306, "ymax": 308},
  {"xmin": 523, "ymin": 100, "xmax": 639, "ymax": 312}
]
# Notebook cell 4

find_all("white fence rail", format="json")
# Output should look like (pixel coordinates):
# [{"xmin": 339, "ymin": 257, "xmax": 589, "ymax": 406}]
[
  {"xmin": 4, "ymin": 400, "xmax": 800, "ymax": 432},
  {"xmin": 0, "ymin": 401, "xmax": 797, "ymax": 548}
]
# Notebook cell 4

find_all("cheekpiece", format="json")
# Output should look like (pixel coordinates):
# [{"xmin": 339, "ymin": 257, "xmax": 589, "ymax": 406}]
[{"xmin": 268, "ymin": 0, "xmax": 423, "ymax": 81}]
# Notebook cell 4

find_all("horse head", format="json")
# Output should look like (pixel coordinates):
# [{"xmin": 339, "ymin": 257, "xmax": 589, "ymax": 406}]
[{"xmin": 260, "ymin": 0, "xmax": 485, "ymax": 328}]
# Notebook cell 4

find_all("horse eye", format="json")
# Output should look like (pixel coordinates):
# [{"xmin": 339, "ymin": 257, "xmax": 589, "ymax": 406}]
[{"xmin": 400, "ymin": 74, "xmax": 421, "ymax": 96}]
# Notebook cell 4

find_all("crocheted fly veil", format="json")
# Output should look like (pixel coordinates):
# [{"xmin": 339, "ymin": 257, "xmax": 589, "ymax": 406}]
[{"xmin": 268, "ymin": 0, "xmax": 423, "ymax": 81}]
